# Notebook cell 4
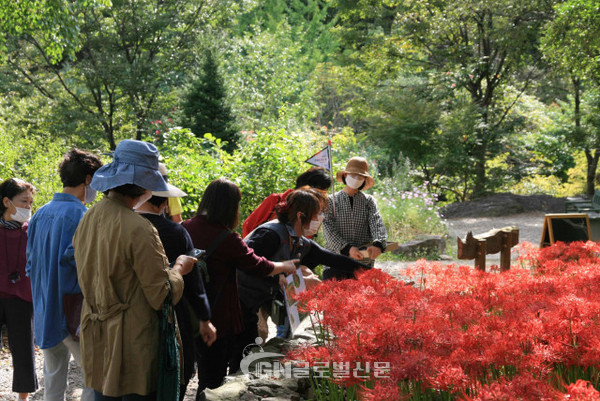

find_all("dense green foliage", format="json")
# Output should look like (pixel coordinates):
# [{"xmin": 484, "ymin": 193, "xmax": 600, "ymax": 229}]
[
  {"xmin": 2, "ymin": 0, "xmax": 224, "ymax": 149},
  {"xmin": 0, "ymin": 123, "xmax": 444, "ymax": 245},
  {"xmin": 2, "ymin": 0, "xmax": 600, "ymax": 223},
  {"xmin": 543, "ymin": 0, "xmax": 600, "ymax": 195},
  {"xmin": 0, "ymin": 0, "xmax": 110, "ymax": 62}
]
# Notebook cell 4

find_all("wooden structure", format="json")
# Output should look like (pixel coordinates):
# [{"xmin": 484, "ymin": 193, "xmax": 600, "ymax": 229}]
[
  {"xmin": 540, "ymin": 213, "xmax": 591, "ymax": 248},
  {"xmin": 457, "ymin": 227, "xmax": 519, "ymax": 272}
]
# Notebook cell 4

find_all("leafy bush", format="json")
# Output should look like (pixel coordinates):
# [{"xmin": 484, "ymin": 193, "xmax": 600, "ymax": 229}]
[
  {"xmin": 511, "ymin": 152, "xmax": 587, "ymax": 197},
  {"xmin": 0, "ymin": 129, "xmax": 68, "ymax": 209},
  {"xmin": 0, "ymin": 115, "xmax": 447, "ymax": 246},
  {"xmin": 148, "ymin": 127, "xmax": 338, "ymax": 223},
  {"xmin": 511, "ymin": 151, "xmax": 587, "ymax": 197},
  {"xmin": 375, "ymin": 176, "xmax": 446, "ymax": 246}
]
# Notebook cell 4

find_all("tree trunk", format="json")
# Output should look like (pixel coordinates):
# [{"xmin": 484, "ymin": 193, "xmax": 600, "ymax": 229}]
[
  {"xmin": 571, "ymin": 77, "xmax": 599, "ymax": 195},
  {"xmin": 585, "ymin": 149, "xmax": 600, "ymax": 195},
  {"xmin": 102, "ymin": 121, "xmax": 116, "ymax": 150},
  {"xmin": 472, "ymin": 143, "xmax": 487, "ymax": 198},
  {"xmin": 573, "ymin": 77, "xmax": 581, "ymax": 131},
  {"xmin": 136, "ymin": 109, "xmax": 148, "ymax": 141},
  {"xmin": 472, "ymin": 108, "xmax": 489, "ymax": 198},
  {"xmin": 136, "ymin": 118, "xmax": 144, "ymax": 141}
]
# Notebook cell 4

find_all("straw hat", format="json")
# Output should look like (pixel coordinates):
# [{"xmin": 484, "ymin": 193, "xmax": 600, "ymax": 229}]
[
  {"xmin": 91, "ymin": 140, "xmax": 169, "ymax": 192},
  {"xmin": 336, "ymin": 157, "xmax": 375, "ymax": 190}
]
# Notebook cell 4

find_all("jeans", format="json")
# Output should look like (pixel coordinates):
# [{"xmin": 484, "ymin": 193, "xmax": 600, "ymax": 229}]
[
  {"xmin": 42, "ymin": 336, "xmax": 94, "ymax": 401},
  {"xmin": 276, "ymin": 317, "xmax": 290, "ymax": 339}
]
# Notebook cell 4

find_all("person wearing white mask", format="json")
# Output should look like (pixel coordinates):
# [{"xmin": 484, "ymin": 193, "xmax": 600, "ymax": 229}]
[
  {"xmin": 26, "ymin": 149, "xmax": 103, "ymax": 401},
  {"xmin": 0, "ymin": 178, "xmax": 37, "ymax": 401},
  {"xmin": 322, "ymin": 156, "xmax": 387, "ymax": 280},
  {"xmin": 237, "ymin": 187, "xmax": 367, "ymax": 341}
]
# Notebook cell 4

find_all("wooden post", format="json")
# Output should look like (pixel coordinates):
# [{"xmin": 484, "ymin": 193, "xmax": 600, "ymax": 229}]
[
  {"xmin": 500, "ymin": 232, "xmax": 511, "ymax": 272},
  {"xmin": 500, "ymin": 228, "xmax": 520, "ymax": 272},
  {"xmin": 475, "ymin": 239, "xmax": 486, "ymax": 271}
]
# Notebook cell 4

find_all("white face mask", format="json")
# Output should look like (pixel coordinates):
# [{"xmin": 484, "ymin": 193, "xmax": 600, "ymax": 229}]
[
  {"xmin": 303, "ymin": 213, "xmax": 324, "ymax": 237},
  {"xmin": 346, "ymin": 175, "xmax": 365, "ymax": 189},
  {"xmin": 84, "ymin": 185, "xmax": 97, "ymax": 204},
  {"xmin": 133, "ymin": 190, "xmax": 153, "ymax": 210},
  {"xmin": 9, "ymin": 200, "xmax": 32, "ymax": 223}
]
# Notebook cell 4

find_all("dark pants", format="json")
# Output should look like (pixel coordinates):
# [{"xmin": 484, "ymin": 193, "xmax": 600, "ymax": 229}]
[
  {"xmin": 0, "ymin": 297, "xmax": 38, "ymax": 393},
  {"xmin": 173, "ymin": 302, "xmax": 195, "ymax": 400},
  {"xmin": 94, "ymin": 391, "xmax": 156, "ymax": 401},
  {"xmin": 194, "ymin": 334, "xmax": 236, "ymax": 397},
  {"xmin": 232, "ymin": 301, "xmax": 260, "ymax": 374}
]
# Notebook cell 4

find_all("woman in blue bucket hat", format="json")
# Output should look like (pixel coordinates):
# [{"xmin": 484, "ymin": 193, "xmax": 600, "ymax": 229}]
[{"xmin": 73, "ymin": 140, "xmax": 196, "ymax": 400}]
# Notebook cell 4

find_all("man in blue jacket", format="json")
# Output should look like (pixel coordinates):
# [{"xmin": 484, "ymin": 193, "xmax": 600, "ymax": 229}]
[{"xmin": 26, "ymin": 149, "xmax": 102, "ymax": 401}]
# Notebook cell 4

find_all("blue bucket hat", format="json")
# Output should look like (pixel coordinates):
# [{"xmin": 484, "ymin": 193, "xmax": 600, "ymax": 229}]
[{"xmin": 91, "ymin": 140, "xmax": 169, "ymax": 192}]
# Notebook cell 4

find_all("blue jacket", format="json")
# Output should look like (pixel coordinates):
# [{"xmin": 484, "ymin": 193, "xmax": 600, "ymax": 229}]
[{"xmin": 26, "ymin": 193, "xmax": 87, "ymax": 349}]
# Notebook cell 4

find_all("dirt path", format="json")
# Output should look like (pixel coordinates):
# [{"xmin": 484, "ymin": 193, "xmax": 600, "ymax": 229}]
[
  {"xmin": 377, "ymin": 211, "xmax": 546, "ymax": 278},
  {"xmin": 445, "ymin": 211, "xmax": 545, "ymax": 246}
]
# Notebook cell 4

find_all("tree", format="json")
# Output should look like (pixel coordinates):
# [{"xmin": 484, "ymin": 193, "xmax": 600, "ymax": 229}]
[
  {"xmin": 543, "ymin": 0, "xmax": 600, "ymax": 195},
  {"xmin": 4, "ymin": 0, "xmax": 224, "ymax": 149},
  {"xmin": 334, "ymin": 0, "xmax": 554, "ymax": 198},
  {"xmin": 0, "ymin": 0, "xmax": 108, "ymax": 62},
  {"xmin": 221, "ymin": 0, "xmax": 339, "ymax": 131},
  {"xmin": 183, "ymin": 50, "xmax": 237, "ymax": 152}
]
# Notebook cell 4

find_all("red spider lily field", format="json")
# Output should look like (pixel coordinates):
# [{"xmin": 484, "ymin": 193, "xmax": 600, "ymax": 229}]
[{"xmin": 287, "ymin": 241, "xmax": 600, "ymax": 400}]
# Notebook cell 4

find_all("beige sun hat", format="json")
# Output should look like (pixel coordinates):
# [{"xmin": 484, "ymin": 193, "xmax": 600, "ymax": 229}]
[{"xmin": 336, "ymin": 157, "xmax": 375, "ymax": 190}]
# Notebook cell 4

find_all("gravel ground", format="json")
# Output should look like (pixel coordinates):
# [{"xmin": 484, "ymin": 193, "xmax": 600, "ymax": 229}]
[
  {"xmin": 444, "ymin": 211, "xmax": 545, "ymax": 250},
  {"xmin": 0, "ymin": 339, "xmax": 201, "ymax": 401},
  {"xmin": 378, "ymin": 211, "xmax": 545, "ymax": 277},
  {"xmin": 0, "ymin": 212, "xmax": 546, "ymax": 400}
]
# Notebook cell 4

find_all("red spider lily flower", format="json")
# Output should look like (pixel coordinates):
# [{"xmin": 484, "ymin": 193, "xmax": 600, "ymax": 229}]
[
  {"xmin": 565, "ymin": 380, "xmax": 600, "ymax": 400},
  {"xmin": 287, "ymin": 242, "xmax": 600, "ymax": 399},
  {"xmin": 361, "ymin": 381, "xmax": 405, "ymax": 401},
  {"xmin": 469, "ymin": 374, "xmax": 562, "ymax": 400}
]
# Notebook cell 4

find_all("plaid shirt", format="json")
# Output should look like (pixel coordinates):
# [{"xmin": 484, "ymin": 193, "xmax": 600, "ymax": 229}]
[{"xmin": 323, "ymin": 190, "xmax": 387, "ymax": 254}]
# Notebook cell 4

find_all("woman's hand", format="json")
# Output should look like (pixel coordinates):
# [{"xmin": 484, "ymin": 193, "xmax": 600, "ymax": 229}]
[
  {"xmin": 173, "ymin": 255, "xmax": 197, "ymax": 275},
  {"xmin": 270, "ymin": 259, "xmax": 300, "ymax": 276},
  {"xmin": 301, "ymin": 265, "xmax": 321, "ymax": 290},
  {"xmin": 200, "ymin": 320, "xmax": 217, "ymax": 346},
  {"xmin": 367, "ymin": 245, "xmax": 382, "ymax": 259},
  {"xmin": 349, "ymin": 246, "xmax": 363, "ymax": 260},
  {"xmin": 278, "ymin": 274, "xmax": 287, "ymax": 289}
]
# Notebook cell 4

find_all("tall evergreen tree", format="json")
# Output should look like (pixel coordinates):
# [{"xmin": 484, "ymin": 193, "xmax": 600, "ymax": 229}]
[{"xmin": 183, "ymin": 50, "xmax": 237, "ymax": 152}]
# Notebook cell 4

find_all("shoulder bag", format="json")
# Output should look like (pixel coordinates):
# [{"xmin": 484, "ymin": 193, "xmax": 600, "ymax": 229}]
[{"xmin": 157, "ymin": 281, "xmax": 180, "ymax": 401}]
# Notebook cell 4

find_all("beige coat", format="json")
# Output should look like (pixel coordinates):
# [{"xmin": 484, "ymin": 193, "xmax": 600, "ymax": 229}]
[{"xmin": 73, "ymin": 197, "xmax": 183, "ymax": 397}]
